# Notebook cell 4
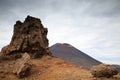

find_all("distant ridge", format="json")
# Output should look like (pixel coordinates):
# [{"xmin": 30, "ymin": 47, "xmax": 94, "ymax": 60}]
[
  {"xmin": 50, "ymin": 43, "xmax": 101, "ymax": 69},
  {"xmin": 112, "ymin": 65, "xmax": 120, "ymax": 72}
]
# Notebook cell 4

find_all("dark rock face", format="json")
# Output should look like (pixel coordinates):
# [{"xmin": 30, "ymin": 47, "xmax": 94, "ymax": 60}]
[
  {"xmin": 90, "ymin": 64, "xmax": 119, "ymax": 78},
  {"xmin": 13, "ymin": 53, "xmax": 31, "ymax": 78},
  {"xmin": 0, "ymin": 15, "xmax": 51, "ymax": 58}
]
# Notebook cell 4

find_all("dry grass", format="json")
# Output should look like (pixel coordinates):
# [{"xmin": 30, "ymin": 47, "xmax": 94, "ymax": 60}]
[{"xmin": 0, "ymin": 55, "xmax": 119, "ymax": 80}]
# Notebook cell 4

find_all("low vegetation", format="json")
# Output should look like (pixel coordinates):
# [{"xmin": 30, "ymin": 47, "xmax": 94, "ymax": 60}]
[{"xmin": 90, "ymin": 64, "xmax": 119, "ymax": 78}]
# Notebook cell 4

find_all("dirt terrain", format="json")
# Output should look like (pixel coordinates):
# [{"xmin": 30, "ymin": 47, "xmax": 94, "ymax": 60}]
[
  {"xmin": 0, "ymin": 55, "xmax": 120, "ymax": 80},
  {"xmin": 0, "ymin": 55, "xmax": 92, "ymax": 80}
]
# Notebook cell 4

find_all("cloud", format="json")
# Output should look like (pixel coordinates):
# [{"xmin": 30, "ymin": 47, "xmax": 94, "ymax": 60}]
[{"xmin": 80, "ymin": 0, "xmax": 120, "ymax": 17}]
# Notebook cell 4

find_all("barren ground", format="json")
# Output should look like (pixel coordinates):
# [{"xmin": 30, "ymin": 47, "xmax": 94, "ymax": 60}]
[{"xmin": 0, "ymin": 55, "xmax": 120, "ymax": 80}]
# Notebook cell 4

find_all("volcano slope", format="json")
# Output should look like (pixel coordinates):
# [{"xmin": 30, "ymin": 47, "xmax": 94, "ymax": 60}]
[{"xmin": 50, "ymin": 43, "xmax": 101, "ymax": 69}]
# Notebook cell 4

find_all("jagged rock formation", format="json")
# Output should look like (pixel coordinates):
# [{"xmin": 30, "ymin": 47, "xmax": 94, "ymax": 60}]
[
  {"xmin": 0, "ymin": 15, "xmax": 51, "ymax": 58},
  {"xmin": 13, "ymin": 53, "xmax": 32, "ymax": 78}
]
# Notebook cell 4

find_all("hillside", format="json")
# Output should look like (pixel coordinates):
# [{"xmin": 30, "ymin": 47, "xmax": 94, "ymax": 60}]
[
  {"xmin": 0, "ymin": 55, "xmax": 93, "ymax": 80},
  {"xmin": 1, "ymin": 55, "xmax": 120, "ymax": 80},
  {"xmin": 50, "ymin": 43, "xmax": 101, "ymax": 69}
]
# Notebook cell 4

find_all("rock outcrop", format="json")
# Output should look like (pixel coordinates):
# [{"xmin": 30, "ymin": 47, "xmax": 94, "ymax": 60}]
[
  {"xmin": 90, "ymin": 64, "xmax": 118, "ymax": 78},
  {"xmin": 13, "ymin": 53, "xmax": 31, "ymax": 78},
  {"xmin": 0, "ymin": 15, "xmax": 51, "ymax": 58}
]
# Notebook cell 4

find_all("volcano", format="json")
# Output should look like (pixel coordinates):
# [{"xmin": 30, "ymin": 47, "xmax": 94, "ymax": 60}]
[{"xmin": 50, "ymin": 43, "xmax": 101, "ymax": 69}]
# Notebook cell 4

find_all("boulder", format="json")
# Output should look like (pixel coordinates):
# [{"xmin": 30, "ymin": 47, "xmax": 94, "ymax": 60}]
[
  {"xmin": 90, "ymin": 64, "xmax": 118, "ymax": 78},
  {"xmin": 13, "ymin": 53, "xmax": 32, "ymax": 78},
  {"xmin": 0, "ymin": 15, "xmax": 51, "ymax": 59}
]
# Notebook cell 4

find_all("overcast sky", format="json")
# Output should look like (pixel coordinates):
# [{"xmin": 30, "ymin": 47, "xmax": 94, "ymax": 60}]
[{"xmin": 0, "ymin": 0, "xmax": 120, "ymax": 64}]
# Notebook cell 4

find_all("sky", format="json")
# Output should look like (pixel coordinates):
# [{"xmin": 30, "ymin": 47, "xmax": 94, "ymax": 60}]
[{"xmin": 0, "ymin": 0, "xmax": 120, "ymax": 65}]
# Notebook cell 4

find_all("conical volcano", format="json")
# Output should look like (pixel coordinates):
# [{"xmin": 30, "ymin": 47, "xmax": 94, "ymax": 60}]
[{"xmin": 50, "ymin": 43, "xmax": 101, "ymax": 69}]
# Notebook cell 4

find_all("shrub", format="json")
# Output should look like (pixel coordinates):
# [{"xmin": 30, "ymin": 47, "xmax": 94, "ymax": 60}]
[{"xmin": 90, "ymin": 64, "xmax": 118, "ymax": 78}]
